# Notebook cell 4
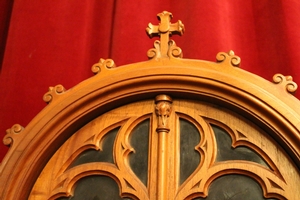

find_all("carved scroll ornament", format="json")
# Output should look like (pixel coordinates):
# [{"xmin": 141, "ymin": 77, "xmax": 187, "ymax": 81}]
[
  {"xmin": 273, "ymin": 73, "xmax": 298, "ymax": 94},
  {"xmin": 43, "ymin": 84, "xmax": 66, "ymax": 104},
  {"xmin": 216, "ymin": 50, "xmax": 241, "ymax": 67},
  {"xmin": 91, "ymin": 58, "xmax": 116, "ymax": 74},
  {"xmin": 3, "ymin": 124, "xmax": 24, "ymax": 147}
]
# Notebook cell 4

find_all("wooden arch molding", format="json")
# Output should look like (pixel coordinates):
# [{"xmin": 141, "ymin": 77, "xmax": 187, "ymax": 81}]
[{"xmin": 0, "ymin": 11, "xmax": 299, "ymax": 200}]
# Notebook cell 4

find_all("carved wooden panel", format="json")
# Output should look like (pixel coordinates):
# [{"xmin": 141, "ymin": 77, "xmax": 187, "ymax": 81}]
[
  {"xmin": 30, "ymin": 97, "xmax": 300, "ymax": 199},
  {"xmin": 1, "ymin": 11, "xmax": 299, "ymax": 200}
]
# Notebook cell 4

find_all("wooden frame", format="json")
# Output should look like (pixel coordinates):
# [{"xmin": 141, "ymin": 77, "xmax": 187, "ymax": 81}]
[{"xmin": 0, "ymin": 11, "xmax": 299, "ymax": 200}]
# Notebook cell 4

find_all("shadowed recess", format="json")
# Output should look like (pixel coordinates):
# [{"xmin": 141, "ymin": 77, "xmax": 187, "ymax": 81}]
[
  {"xmin": 57, "ymin": 175, "xmax": 132, "ymax": 200},
  {"xmin": 193, "ymin": 174, "xmax": 277, "ymax": 200},
  {"xmin": 129, "ymin": 119, "xmax": 150, "ymax": 186},
  {"xmin": 212, "ymin": 125, "xmax": 269, "ymax": 168},
  {"xmin": 68, "ymin": 127, "xmax": 120, "ymax": 169},
  {"xmin": 179, "ymin": 118, "xmax": 201, "ymax": 185}
]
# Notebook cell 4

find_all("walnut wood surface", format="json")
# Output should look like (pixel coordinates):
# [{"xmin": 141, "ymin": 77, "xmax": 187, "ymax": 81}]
[
  {"xmin": 29, "ymin": 99, "xmax": 299, "ymax": 199},
  {"xmin": 0, "ymin": 11, "xmax": 299, "ymax": 200}
]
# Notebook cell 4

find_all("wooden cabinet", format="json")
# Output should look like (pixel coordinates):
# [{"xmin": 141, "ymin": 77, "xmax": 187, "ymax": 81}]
[
  {"xmin": 29, "ymin": 98, "xmax": 300, "ymax": 199},
  {"xmin": 0, "ymin": 11, "xmax": 299, "ymax": 200}
]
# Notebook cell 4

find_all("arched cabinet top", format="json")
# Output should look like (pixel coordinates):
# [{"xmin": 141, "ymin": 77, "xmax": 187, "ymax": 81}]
[{"xmin": 0, "ymin": 11, "xmax": 299, "ymax": 200}]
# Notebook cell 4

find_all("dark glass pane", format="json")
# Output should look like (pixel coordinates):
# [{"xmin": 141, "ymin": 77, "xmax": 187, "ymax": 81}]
[
  {"xmin": 56, "ymin": 175, "xmax": 132, "ymax": 200},
  {"xmin": 68, "ymin": 127, "xmax": 120, "ymax": 168},
  {"xmin": 212, "ymin": 125, "xmax": 269, "ymax": 167},
  {"xmin": 193, "ymin": 174, "xmax": 277, "ymax": 200},
  {"xmin": 179, "ymin": 118, "xmax": 201, "ymax": 185},
  {"xmin": 129, "ymin": 119, "xmax": 150, "ymax": 186}
]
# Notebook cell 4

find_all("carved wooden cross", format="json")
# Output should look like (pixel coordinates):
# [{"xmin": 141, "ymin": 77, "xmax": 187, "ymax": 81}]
[{"xmin": 146, "ymin": 11, "xmax": 185, "ymax": 57}]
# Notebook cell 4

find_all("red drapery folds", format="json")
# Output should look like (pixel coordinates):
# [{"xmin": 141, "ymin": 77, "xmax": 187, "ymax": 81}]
[{"xmin": 1, "ymin": 1, "xmax": 300, "ymax": 161}]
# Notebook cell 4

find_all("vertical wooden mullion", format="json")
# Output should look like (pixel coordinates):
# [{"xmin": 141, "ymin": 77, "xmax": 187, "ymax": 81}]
[
  {"xmin": 148, "ymin": 107, "xmax": 159, "ymax": 199},
  {"xmin": 166, "ymin": 107, "xmax": 179, "ymax": 199}
]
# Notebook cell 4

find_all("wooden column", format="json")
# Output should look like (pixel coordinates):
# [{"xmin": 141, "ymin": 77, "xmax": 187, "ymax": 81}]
[{"xmin": 155, "ymin": 94, "xmax": 172, "ymax": 200}]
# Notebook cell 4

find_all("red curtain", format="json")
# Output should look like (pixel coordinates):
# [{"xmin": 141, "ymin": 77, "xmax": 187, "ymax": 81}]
[{"xmin": 1, "ymin": 1, "xmax": 300, "ymax": 161}]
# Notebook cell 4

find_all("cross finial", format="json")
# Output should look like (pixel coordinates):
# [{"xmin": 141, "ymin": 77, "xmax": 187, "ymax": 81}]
[{"xmin": 146, "ymin": 11, "xmax": 185, "ymax": 59}]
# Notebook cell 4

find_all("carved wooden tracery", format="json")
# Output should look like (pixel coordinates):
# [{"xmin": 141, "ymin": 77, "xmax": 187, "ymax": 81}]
[{"xmin": 0, "ymin": 11, "xmax": 299, "ymax": 200}]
